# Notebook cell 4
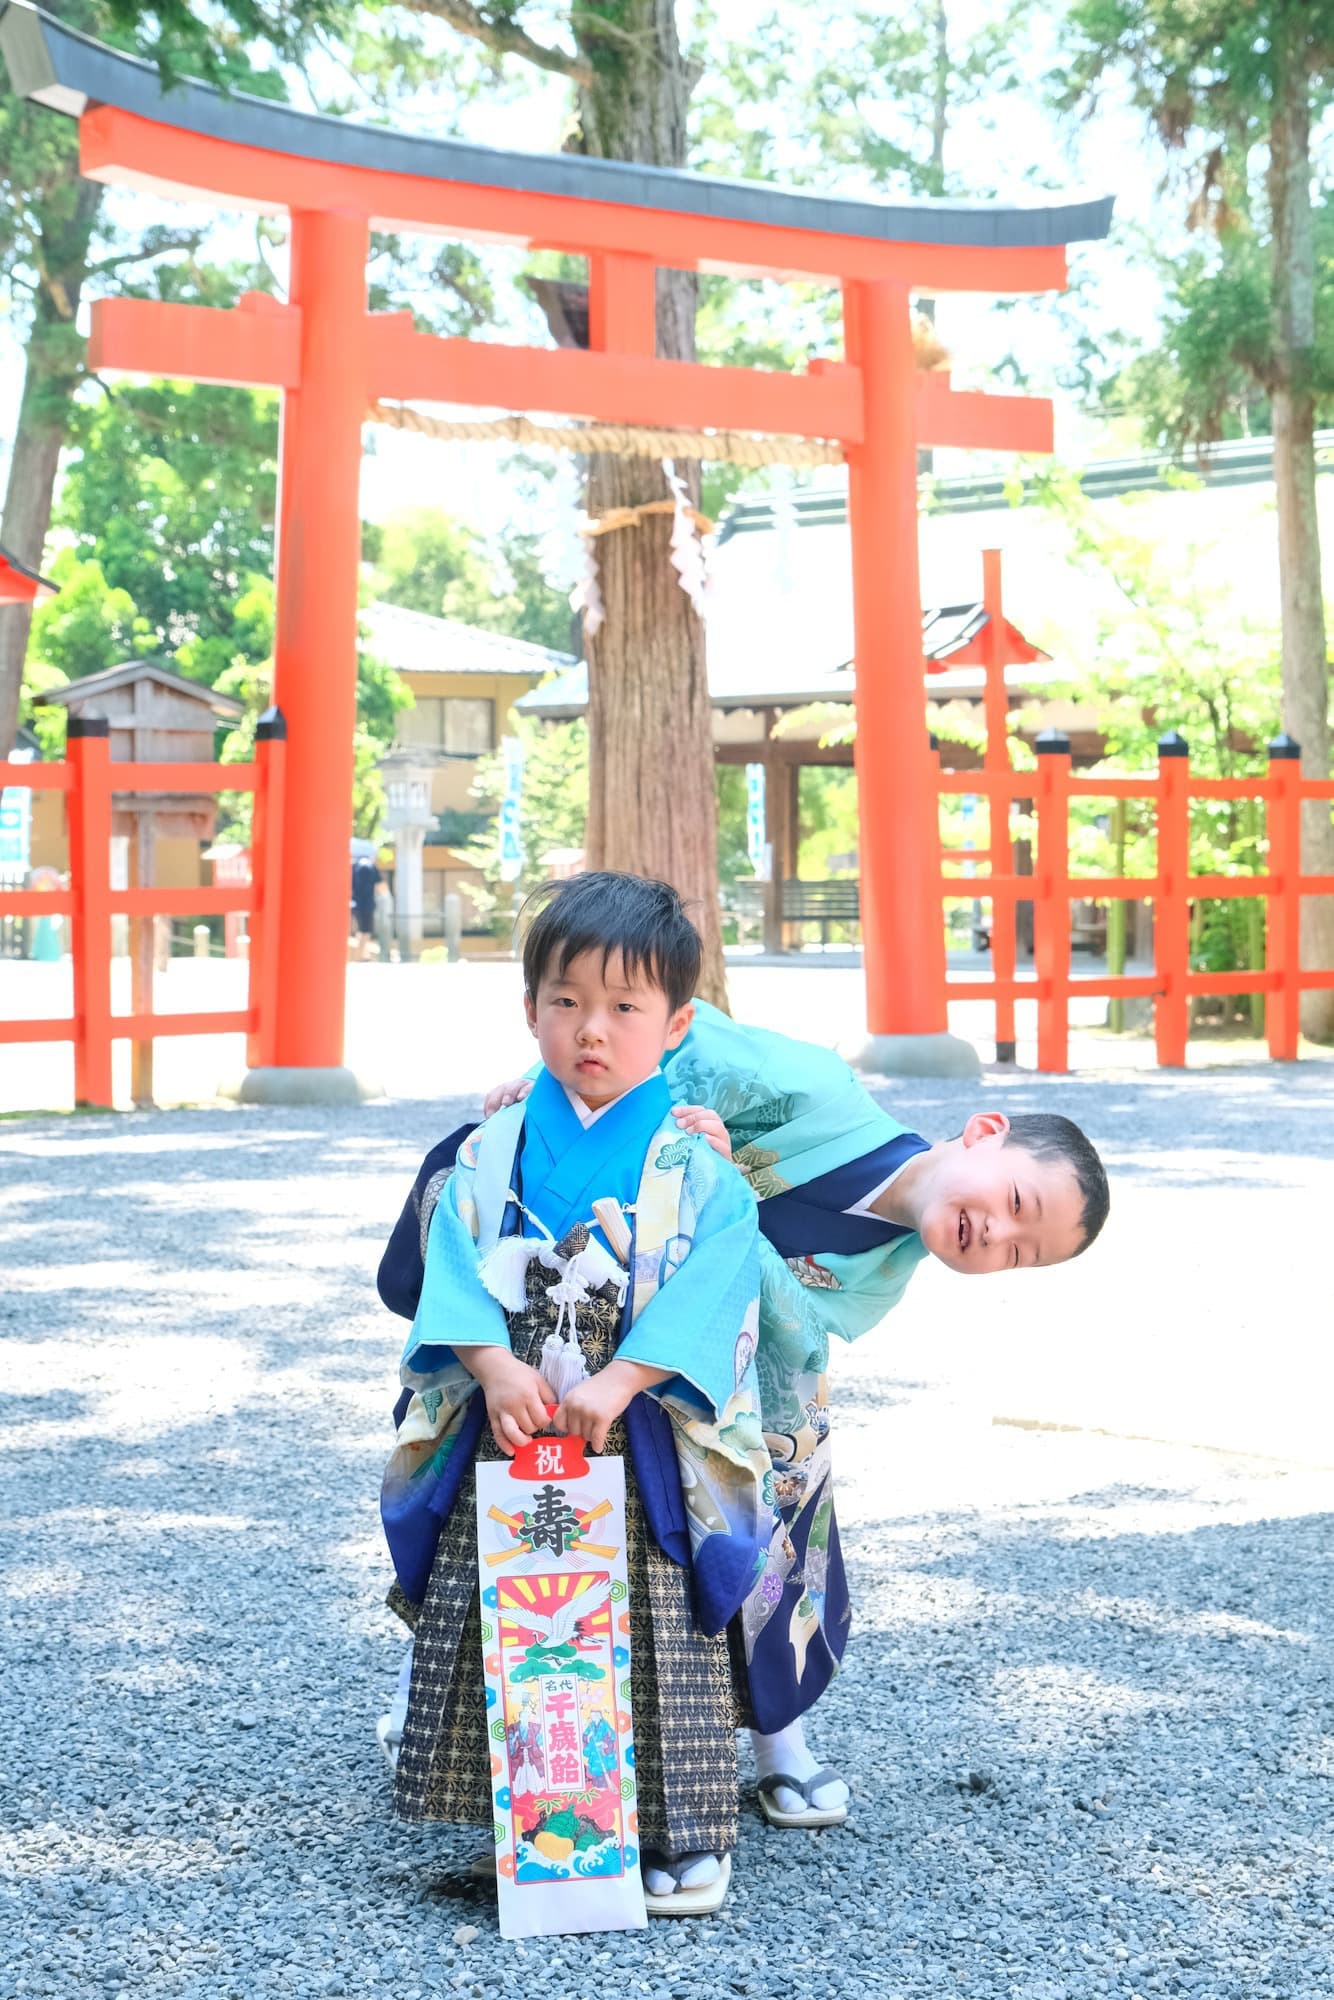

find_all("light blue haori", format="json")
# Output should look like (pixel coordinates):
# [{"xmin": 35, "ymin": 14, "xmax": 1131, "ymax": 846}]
[
  {"xmin": 658, "ymin": 1003, "xmax": 937, "ymax": 1728},
  {"xmin": 389, "ymin": 1064, "xmax": 773, "ymax": 1635}
]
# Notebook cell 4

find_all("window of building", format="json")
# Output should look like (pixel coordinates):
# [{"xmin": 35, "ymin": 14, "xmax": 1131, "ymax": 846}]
[
  {"xmin": 444, "ymin": 697, "xmax": 494, "ymax": 755},
  {"xmin": 396, "ymin": 695, "xmax": 495, "ymax": 756}
]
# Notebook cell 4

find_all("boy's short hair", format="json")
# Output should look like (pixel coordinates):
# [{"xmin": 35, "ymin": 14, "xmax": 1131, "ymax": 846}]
[
  {"xmin": 1004, "ymin": 1113, "xmax": 1109, "ymax": 1253},
  {"xmin": 521, "ymin": 871, "xmax": 701, "ymax": 1012}
]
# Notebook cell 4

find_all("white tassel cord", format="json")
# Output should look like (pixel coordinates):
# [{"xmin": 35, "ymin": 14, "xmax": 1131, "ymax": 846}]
[
  {"xmin": 477, "ymin": 1203, "xmax": 630, "ymax": 1408},
  {"xmin": 569, "ymin": 516, "xmax": 605, "ymax": 636},
  {"xmin": 476, "ymin": 1234, "xmax": 542, "ymax": 1313},
  {"xmin": 476, "ymin": 1195, "xmax": 555, "ymax": 1312},
  {"xmin": 538, "ymin": 1240, "xmax": 630, "ymax": 1404},
  {"xmin": 539, "ymin": 1327, "xmax": 590, "ymax": 1404}
]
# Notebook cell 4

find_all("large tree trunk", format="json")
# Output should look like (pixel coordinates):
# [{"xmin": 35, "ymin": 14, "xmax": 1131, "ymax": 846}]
[
  {"xmin": 0, "ymin": 172, "xmax": 101, "ymax": 757},
  {"xmin": 0, "ymin": 340, "xmax": 65, "ymax": 755},
  {"xmin": 1268, "ymin": 39, "xmax": 1334, "ymax": 1041},
  {"xmin": 570, "ymin": 1, "xmax": 727, "ymax": 1009}
]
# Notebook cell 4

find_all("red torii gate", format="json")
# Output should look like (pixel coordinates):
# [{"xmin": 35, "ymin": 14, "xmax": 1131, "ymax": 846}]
[{"xmin": 3, "ymin": 1, "xmax": 1111, "ymax": 1095}]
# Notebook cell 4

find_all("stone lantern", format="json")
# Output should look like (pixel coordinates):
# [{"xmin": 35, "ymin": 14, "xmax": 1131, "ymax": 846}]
[{"xmin": 380, "ymin": 752, "xmax": 437, "ymax": 962}]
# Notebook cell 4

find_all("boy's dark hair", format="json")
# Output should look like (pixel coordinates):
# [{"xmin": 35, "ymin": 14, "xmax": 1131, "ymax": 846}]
[
  {"xmin": 520, "ymin": 871, "xmax": 701, "ymax": 1011},
  {"xmin": 1004, "ymin": 1113, "xmax": 1109, "ymax": 1252}
]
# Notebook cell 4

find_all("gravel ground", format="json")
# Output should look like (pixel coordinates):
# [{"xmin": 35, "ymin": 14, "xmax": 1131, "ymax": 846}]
[{"xmin": 2, "ymin": 1064, "xmax": 1331, "ymax": 1999}]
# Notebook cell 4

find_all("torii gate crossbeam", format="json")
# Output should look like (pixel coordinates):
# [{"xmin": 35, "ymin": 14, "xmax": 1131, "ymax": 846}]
[{"xmin": 1, "ymin": 0, "xmax": 1112, "ymax": 1093}]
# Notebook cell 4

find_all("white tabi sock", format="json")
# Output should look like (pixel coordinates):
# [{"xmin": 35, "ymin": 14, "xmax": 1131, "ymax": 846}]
[
  {"xmin": 387, "ymin": 1640, "xmax": 413, "ymax": 1739},
  {"xmin": 643, "ymin": 1850, "xmax": 722, "ymax": 1896},
  {"xmin": 750, "ymin": 1718, "xmax": 849, "ymax": 1816}
]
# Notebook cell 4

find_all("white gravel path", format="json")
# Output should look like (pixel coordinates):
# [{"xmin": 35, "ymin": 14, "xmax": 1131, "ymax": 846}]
[{"xmin": 2, "ymin": 1063, "xmax": 1330, "ymax": 1999}]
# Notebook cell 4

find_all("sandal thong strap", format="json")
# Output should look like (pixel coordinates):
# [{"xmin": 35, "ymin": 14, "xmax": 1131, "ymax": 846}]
[{"xmin": 757, "ymin": 1768, "xmax": 843, "ymax": 1805}]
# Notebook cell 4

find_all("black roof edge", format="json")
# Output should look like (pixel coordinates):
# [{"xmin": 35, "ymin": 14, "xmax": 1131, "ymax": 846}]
[
  {"xmin": 0, "ymin": 3, "xmax": 1114, "ymax": 252},
  {"xmin": 716, "ymin": 429, "xmax": 1334, "ymax": 538}
]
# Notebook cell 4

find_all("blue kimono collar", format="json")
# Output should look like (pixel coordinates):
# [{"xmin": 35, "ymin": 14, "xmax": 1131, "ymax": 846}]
[{"xmin": 517, "ymin": 1066, "xmax": 672, "ymax": 1246}]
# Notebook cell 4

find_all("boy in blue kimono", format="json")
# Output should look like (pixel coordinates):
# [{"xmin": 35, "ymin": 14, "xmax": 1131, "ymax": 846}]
[
  {"xmin": 382, "ymin": 873, "xmax": 772, "ymax": 1918},
  {"xmin": 381, "ymin": 997, "xmax": 1109, "ymax": 1839}
]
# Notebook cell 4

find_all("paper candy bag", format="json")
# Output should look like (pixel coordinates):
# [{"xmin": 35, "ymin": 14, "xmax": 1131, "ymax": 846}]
[{"xmin": 475, "ymin": 1433, "xmax": 646, "ymax": 1939}]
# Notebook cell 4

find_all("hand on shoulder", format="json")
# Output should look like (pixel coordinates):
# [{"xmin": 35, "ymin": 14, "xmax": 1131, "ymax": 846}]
[
  {"xmin": 671, "ymin": 1103, "xmax": 732, "ymax": 1161},
  {"xmin": 482, "ymin": 1075, "xmax": 534, "ymax": 1118}
]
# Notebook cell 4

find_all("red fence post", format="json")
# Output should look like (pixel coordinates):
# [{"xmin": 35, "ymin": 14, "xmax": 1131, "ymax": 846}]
[
  {"xmin": 1265, "ymin": 733, "xmax": 1302, "ymax": 1061},
  {"xmin": 65, "ymin": 718, "xmax": 114, "ymax": 1108},
  {"xmin": 1154, "ymin": 731, "xmax": 1191, "ymax": 1068},
  {"xmin": 1034, "ymin": 728, "xmax": 1071, "ymax": 1074},
  {"xmin": 247, "ymin": 707, "xmax": 287, "ymax": 1071}
]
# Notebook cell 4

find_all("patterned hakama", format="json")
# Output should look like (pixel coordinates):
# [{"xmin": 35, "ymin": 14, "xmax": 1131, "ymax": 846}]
[{"xmin": 394, "ymin": 1229, "xmax": 741, "ymax": 1858}]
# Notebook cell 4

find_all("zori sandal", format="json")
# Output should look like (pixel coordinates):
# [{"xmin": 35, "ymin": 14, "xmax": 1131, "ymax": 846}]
[
  {"xmin": 756, "ymin": 1770, "xmax": 848, "ymax": 1829},
  {"xmin": 643, "ymin": 1850, "xmax": 732, "ymax": 1918}
]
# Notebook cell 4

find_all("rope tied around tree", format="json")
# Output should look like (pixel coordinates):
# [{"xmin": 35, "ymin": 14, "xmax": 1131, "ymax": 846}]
[{"xmin": 576, "ymin": 496, "xmax": 714, "ymax": 538}]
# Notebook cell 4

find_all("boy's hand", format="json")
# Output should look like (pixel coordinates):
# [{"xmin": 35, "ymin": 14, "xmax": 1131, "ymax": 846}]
[
  {"xmin": 671, "ymin": 1103, "xmax": 732, "ymax": 1161},
  {"xmin": 553, "ymin": 1362, "xmax": 647, "ymax": 1456},
  {"xmin": 466, "ymin": 1347, "xmax": 554, "ymax": 1455},
  {"xmin": 483, "ymin": 1075, "xmax": 534, "ymax": 1118}
]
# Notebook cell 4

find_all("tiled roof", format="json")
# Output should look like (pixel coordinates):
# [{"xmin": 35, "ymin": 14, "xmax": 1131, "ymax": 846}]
[{"xmin": 362, "ymin": 602, "xmax": 576, "ymax": 679}]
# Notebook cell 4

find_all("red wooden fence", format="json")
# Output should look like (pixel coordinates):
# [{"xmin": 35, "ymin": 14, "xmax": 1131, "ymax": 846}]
[
  {"xmin": 940, "ymin": 728, "xmax": 1334, "ymax": 1071},
  {"xmin": 3, "ymin": 707, "xmax": 1333, "ymax": 1098},
  {"xmin": 0, "ymin": 710, "xmax": 286, "ymax": 1106}
]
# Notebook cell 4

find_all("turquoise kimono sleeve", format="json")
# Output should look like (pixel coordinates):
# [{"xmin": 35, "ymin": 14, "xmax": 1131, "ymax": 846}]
[
  {"xmin": 616, "ymin": 1136, "xmax": 760, "ymax": 1421},
  {"xmin": 757, "ymin": 1231, "xmax": 930, "ymax": 1377},
  {"xmin": 399, "ymin": 1165, "xmax": 514, "ymax": 1388}
]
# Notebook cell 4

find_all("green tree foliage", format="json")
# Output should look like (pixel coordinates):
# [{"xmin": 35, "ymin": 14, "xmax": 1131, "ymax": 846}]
[
  {"xmin": 1016, "ymin": 465, "xmax": 1281, "ymax": 995},
  {"xmin": 1059, "ymin": 0, "xmax": 1334, "ymax": 1034},
  {"xmin": 0, "ymin": 7, "xmax": 290, "ymax": 752},
  {"xmin": 1102, "ymin": 184, "xmax": 1334, "ymax": 452},
  {"xmin": 465, "ymin": 713, "xmax": 589, "ymax": 926},
  {"xmin": 26, "ymin": 548, "xmax": 150, "ymax": 685},
  {"xmin": 1021, "ymin": 467, "xmax": 1281, "ymax": 780},
  {"xmin": 694, "ymin": 1, "xmax": 1027, "ymax": 198},
  {"xmin": 365, "ymin": 506, "xmax": 573, "ymax": 652}
]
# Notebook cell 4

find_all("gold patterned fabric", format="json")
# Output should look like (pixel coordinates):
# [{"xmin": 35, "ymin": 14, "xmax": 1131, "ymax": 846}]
[{"xmin": 393, "ymin": 1227, "xmax": 741, "ymax": 1858}]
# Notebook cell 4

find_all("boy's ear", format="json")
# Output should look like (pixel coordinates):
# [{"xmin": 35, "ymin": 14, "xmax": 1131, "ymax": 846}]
[
  {"xmin": 523, "ymin": 991, "xmax": 538, "ymax": 1038},
  {"xmin": 664, "ymin": 999, "xmax": 695, "ymax": 1051},
  {"xmin": 960, "ymin": 1109, "xmax": 1010, "ymax": 1148}
]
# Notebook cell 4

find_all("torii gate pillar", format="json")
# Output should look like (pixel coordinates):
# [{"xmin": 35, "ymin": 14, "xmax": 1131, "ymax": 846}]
[
  {"xmin": 841, "ymin": 280, "xmax": 979, "ymax": 1077},
  {"xmin": 241, "ymin": 210, "xmax": 371, "ymax": 1104}
]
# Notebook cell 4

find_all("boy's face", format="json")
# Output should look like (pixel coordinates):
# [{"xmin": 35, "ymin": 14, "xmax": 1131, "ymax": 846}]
[
  {"xmin": 525, "ymin": 948, "xmax": 693, "ymax": 1109},
  {"xmin": 916, "ymin": 1113, "xmax": 1088, "ymax": 1274}
]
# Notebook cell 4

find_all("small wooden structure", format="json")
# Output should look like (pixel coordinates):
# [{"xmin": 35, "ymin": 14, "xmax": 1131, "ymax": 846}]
[{"xmin": 41, "ymin": 662, "xmax": 243, "ymax": 1101}]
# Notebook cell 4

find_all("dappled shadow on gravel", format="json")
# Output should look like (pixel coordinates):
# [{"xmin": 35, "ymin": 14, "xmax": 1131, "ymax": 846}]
[
  {"xmin": 3, "ymin": 1087, "xmax": 1332, "ymax": 2000},
  {"xmin": 820, "ymin": 1488, "xmax": 1334, "ymax": 1999}
]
